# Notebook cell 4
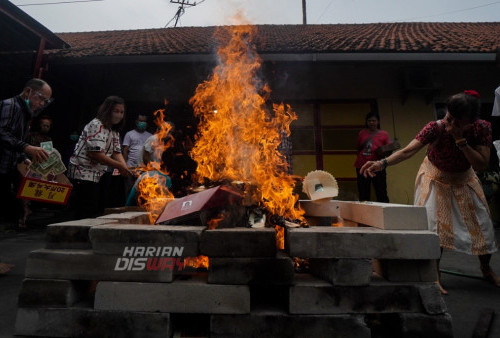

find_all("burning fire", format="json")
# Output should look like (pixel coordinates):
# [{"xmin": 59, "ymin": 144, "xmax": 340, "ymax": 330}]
[
  {"xmin": 183, "ymin": 255, "xmax": 209, "ymax": 270},
  {"xmin": 189, "ymin": 25, "xmax": 305, "ymax": 226},
  {"xmin": 207, "ymin": 213, "xmax": 226, "ymax": 230},
  {"xmin": 135, "ymin": 109, "xmax": 175, "ymax": 223}
]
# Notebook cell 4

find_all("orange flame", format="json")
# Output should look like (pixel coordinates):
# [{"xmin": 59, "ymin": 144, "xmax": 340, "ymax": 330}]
[
  {"xmin": 207, "ymin": 213, "xmax": 225, "ymax": 230},
  {"xmin": 148, "ymin": 109, "xmax": 175, "ymax": 172},
  {"xmin": 183, "ymin": 255, "xmax": 209, "ymax": 269},
  {"xmin": 135, "ymin": 108, "xmax": 175, "ymax": 223},
  {"xmin": 275, "ymin": 225, "xmax": 284, "ymax": 250},
  {"xmin": 332, "ymin": 220, "xmax": 344, "ymax": 227},
  {"xmin": 189, "ymin": 25, "xmax": 304, "ymax": 222},
  {"xmin": 136, "ymin": 174, "xmax": 174, "ymax": 224}
]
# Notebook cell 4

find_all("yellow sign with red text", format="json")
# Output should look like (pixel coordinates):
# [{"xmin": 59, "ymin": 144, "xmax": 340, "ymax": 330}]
[{"xmin": 17, "ymin": 177, "xmax": 72, "ymax": 205}]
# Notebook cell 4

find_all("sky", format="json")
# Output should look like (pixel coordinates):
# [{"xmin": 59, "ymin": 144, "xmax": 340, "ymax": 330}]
[{"xmin": 12, "ymin": 0, "xmax": 500, "ymax": 33}]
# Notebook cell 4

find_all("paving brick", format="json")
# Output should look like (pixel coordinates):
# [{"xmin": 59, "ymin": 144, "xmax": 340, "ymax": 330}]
[
  {"xmin": 15, "ymin": 307, "xmax": 171, "ymax": 338},
  {"xmin": 95, "ymin": 273, "xmax": 250, "ymax": 314},
  {"xmin": 289, "ymin": 274, "xmax": 446, "ymax": 315},
  {"xmin": 373, "ymin": 259, "xmax": 438, "ymax": 282},
  {"xmin": 210, "ymin": 312, "xmax": 370, "ymax": 338},
  {"xmin": 17, "ymin": 279, "xmax": 83, "ymax": 308},
  {"xmin": 200, "ymin": 228, "xmax": 276, "ymax": 257},
  {"xmin": 336, "ymin": 201, "xmax": 428, "ymax": 230},
  {"xmin": 286, "ymin": 227, "xmax": 440, "ymax": 259},
  {"xmin": 45, "ymin": 218, "xmax": 118, "ymax": 249},
  {"xmin": 208, "ymin": 252, "xmax": 294, "ymax": 285},
  {"xmin": 309, "ymin": 258, "xmax": 372, "ymax": 285},
  {"xmin": 98, "ymin": 211, "xmax": 151, "ymax": 224},
  {"xmin": 89, "ymin": 224, "xmax": 204, "ymax": 256},
  {"xmin": 25, "ymin": 249, "xmax": 173, "ymax": 282}
]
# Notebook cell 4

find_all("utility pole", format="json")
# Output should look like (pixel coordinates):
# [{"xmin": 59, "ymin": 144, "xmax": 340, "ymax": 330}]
[
  {"xmin": 166, "ymin": 0, "xmax": 199, "ymax": 28},
  {"xmin": 302, "ymin": 0, "xmax": 307, "ymax": 25}
]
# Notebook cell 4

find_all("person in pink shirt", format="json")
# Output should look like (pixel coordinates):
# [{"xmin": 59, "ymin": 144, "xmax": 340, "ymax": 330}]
[
  {"xmin": 354, "ymin": 112, "xmax": 390, "ymax": 202},
  {"xmin": 361, "ymin": 90, "xmax": 499, "ymax": 294}
]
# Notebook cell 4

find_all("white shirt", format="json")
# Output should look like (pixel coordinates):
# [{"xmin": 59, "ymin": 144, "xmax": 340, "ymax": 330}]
[
  {"xmin": 122, "ymin": 129, "xmax": 152, "ymax": 167},
  {"xmin": 68, "ymin": 118, "xmax": 121, "ymax": 183}
]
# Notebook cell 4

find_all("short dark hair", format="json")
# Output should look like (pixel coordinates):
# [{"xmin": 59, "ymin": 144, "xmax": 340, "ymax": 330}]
[
  {"xmin": 365, "ymin": 111, "xmax": 381, "ymax": 129},
  {"xmin": 24, "ymin": 78, "xmax": 48, "ymax": 91},
  {"xmin": 38, "ymin": 115, "xmax": 53, "ymax": 124},
  {"xmin": 446, "ymin": 92, "xmax": 481, "ymax": 121},
  {"xmin": 96, "ymin": 96, "xmax": 126, "ymax": 131}
]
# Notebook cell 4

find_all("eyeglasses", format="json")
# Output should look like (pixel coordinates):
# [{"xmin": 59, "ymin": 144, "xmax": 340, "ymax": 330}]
[{"xmin": 33, "ymin": 91, "xmax": 54, "ymax": 105}]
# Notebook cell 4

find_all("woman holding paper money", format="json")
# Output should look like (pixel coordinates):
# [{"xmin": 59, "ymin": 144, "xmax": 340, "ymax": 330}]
[{"xmin": 67, "ymin": 96, "xmax": 133, "ymax": 218}]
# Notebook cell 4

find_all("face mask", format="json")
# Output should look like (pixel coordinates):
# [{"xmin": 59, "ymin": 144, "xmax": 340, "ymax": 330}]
[
  {"xmin": 137, "ymin": 121, "xmax": 147, "ymax": 130},
  {"xmin": 24, "ymin": 99, "xmax": 32, "ymax": 113}
]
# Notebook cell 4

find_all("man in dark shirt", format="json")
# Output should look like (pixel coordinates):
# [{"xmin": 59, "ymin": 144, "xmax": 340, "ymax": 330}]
[{"xmin": 0, "ymin": 78, "xmax": 52, "ymax": 228}]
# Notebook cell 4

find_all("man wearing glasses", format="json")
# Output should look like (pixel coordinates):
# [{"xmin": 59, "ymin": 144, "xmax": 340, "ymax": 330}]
[{"xmin": 0, "ymin": 78, "xmax": 53, "ymax": 240}]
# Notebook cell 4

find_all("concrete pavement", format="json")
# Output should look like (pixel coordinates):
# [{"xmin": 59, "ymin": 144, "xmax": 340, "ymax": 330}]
[{"xmin": 1, "ymin": 222, "xmax": 500, "ymax": 338}]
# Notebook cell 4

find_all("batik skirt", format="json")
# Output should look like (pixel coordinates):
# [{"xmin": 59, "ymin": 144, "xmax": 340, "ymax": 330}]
[{"xmin": 414, "ymin": 157, "xmax": 497, "ymax": 255}]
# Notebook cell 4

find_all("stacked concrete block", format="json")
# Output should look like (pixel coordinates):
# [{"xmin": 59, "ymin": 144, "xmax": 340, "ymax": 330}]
[
  {"xmin": 334, "ymin": 200, "xmax": 429, "ymax": 230},
  {"xmin": 89, "ymin": 223, "xmax": 204, "ymax": 256},
  {"xmin": 16, "ymin": 201, "xmax": 453, "ymax": 337},
  {"xmin": 45, "ymin": 218, "xmax": 119, "ymax": 249},
  {"xmin": 97, "ymin": 211, "xmax": 151, "ymax": 224}
]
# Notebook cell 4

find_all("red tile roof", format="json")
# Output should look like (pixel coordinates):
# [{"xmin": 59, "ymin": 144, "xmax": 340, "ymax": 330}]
[{"xmin": 52, "ymin": 23, "xmax": 500, "ymax": 58}]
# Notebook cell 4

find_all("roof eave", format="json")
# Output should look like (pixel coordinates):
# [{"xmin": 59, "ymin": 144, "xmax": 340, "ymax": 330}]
[
  {"xmin": 0, "ymin": 0, "xmax": 69, "ymax": 49},
  {"xmin": 47, "ymin": 52, "xmax": 499, "ymax": 65},
  {"xmin": 262, "ymin": 52, "xmax": 499, "ymax": 62}
]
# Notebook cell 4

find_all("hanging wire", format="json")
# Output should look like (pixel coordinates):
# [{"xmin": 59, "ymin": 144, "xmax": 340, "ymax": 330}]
[
  {"xmin": 164, "ymin": 0, "xmax": 206, "ymax": 28},
  {"xmin": 16, "ymin": 0, "xmax": 104, "ymax": 6},
  {"xmin": 391, "ymin": 1, "xmax": 500, "ymax": 22}
]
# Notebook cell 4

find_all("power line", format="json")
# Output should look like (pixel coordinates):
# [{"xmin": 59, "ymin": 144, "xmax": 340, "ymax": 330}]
[
  {"xmin": 395, "ymin": 1, "xmax": 500, "ymax": 22},
  {"xmin": 16, "ymin": 0, "xmax": 104, "ymax": 6},
  {"xmin": 316, "ymin": 0, "xmax": 335, "ymax": 22}
]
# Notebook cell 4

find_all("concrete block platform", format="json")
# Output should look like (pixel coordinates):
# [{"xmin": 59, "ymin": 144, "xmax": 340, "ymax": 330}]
[
  {"xmin": 95, "ymin": 273, "xmax": 250, "ymax": 314},
  {"xmin": 208, "ymin": 252, "xmax": 294, "ymax": 285},
  {"xmin": 335, "ymin": 201, "xmax": 428, "ymax": 230},
  {"xmin": 211, "ymin": 311, "xmax": 370, "ymax": 338},
  {"xmin": 45, "ymin": 218, "xmax": 118, "ymax": 249},
  {"xmin": 200, "ymin": 228, "xmax": 276, "ymax": 257},
  {"xmin": 309, "ymin": 258, "xmax": 372, "ymax": 286},
  {"xmin": 25, "ymin": 249, "xmax": 173, "ymax": 282},
  {"xmin": 89, "ymin": 224, "xmax": 204, "ymax": 256},
  {"xmin": 18, "ymin": 279, "xmax": 84, "ymax": 308},
  {"xmin": 97, "ymin": 211, "xmax": 151, "ymax": 224},
  {"xmin": 289, "ymin": 274, "xmax": 446, "ymax": 315},
  {"xmin": 373, "ymin": 259, "xmax": 438, "ymax": 282},
  {"xmin": 15, "ymin": 307, "xmax": 171, "ymax": 338},
  {"xmin": 398, "ymin": 313, "xmax": 453, "ymax": 338},
  {"xmin": 286, "ymin": 226, "xmax": 440, "ymax": 259}
]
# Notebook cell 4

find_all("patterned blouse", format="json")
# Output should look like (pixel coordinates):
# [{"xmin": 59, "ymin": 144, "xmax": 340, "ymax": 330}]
[
  {"xmin": 416, "ymin": 119, "xmax": 491, "ymax": 173},
  {"xmin": 67, "ymin": 118, "xmax": 121, "ymax": 183}
]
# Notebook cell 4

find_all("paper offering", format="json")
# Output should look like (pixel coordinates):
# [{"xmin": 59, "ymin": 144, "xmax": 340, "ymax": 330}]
[{"xmin": 29, "ymin": 148, "xmax": 67, "ymax": 179}]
